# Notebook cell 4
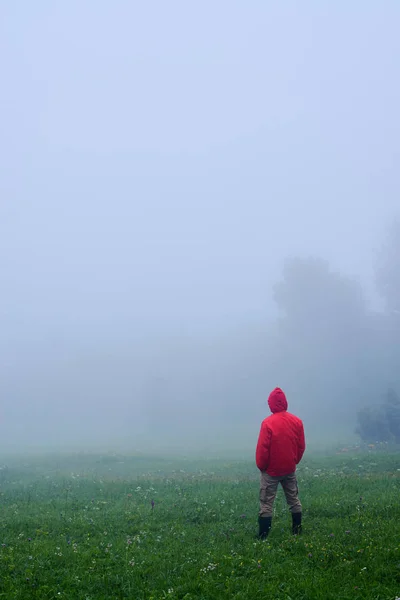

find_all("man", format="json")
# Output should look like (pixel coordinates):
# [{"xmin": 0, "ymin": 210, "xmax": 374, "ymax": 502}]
[{"xmin": 256, "ymin": 387, "xmax": 305, "ymax": 539}]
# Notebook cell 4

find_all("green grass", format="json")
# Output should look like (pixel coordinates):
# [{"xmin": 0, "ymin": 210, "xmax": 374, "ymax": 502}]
[{"xmin": 0, "ymin": 451, "xmax": 399, "ymax": 599}]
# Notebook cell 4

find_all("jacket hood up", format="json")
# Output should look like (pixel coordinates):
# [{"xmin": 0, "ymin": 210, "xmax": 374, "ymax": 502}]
[{"xmin": 268, "ymin": 387, "xmax": 288, "ymax": 413}]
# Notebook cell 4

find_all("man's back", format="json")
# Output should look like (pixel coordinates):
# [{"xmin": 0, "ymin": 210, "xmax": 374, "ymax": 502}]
[{"xmin": 256, "ymin": 388, "xmax": 305, "ymax": 477}]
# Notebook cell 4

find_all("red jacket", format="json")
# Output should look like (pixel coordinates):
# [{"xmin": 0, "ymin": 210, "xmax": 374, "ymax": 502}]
[{"xmin": 256, "ymin": 388, "xmax": 305, "ymax": 477}]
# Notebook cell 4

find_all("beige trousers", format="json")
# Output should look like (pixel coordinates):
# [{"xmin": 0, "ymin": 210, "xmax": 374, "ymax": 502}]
[{"xmin": 259, "ymin": 471, "xmax": 302, "ymax": 518}]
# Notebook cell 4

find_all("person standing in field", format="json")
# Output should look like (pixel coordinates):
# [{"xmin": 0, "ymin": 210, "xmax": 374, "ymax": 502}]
[{"xmin": 256, "ymin": 387, "xmax": 305, "ymax": 539}]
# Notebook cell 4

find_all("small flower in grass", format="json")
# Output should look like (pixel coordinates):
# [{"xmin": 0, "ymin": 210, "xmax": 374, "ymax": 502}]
[
  {"xmin": 151, "ymin": 499, "xmax": 155, "ymax": 510},
  {"xmin": 329, "ymin": 533, "xmax": 335, "ymax": 538},
  {"xmin": 308, "ymin": 553, "xmax": 313, "ymax": 558},
  {"xmin": 129, "ymin": 559, "xmax": 135, "ymax": 567},
  {"xmin": 201, "ymin": 562, "xmax": 218, "ymax": 573},
  {"xmin": 345, "ymin": 530, "xmax": 351, "ymax": 534},
  {"xmin": 240, "ymin": 514, "xmax": 246, "ymax": 519}
]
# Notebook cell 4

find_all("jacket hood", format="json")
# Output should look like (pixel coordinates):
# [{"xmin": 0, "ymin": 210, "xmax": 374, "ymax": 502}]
[{"xmin": 268, "ymin": 387, "xmax": 288, "ymax": 413}]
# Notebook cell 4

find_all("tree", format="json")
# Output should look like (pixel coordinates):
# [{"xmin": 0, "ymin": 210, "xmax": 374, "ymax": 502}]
[
  {"xmin": 274, "ymin": 256, "xmax": 366, "ymax": 337},
  {"xmin": 271, "ymin": 256, "xmax": 375, "ymax": 428},
  {"xmin": 376, "ymin": 219, "xmax": 400, "ymax": 315},
  {"xmin": 374, "ymin": 220, "xmax": 400, "ymax": 388}
]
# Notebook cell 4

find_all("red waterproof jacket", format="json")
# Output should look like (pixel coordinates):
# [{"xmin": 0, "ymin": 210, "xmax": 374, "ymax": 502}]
[{"xmin": 256, "ymin": 388, "xmax": 305, "ymax": 477}]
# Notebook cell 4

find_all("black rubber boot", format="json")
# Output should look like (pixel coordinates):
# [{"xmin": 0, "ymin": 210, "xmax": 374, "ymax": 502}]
[
  {"xmin": 292, "ymin": 512, "xmax": 302, "ymax": 535},
  {"xmin": 258, "ymin": 516, "xmax": 272, "ymax": 539}
]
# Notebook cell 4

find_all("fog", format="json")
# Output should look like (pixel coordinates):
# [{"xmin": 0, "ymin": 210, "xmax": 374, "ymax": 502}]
[{"xmin": 1, "ymin": 2, "xmax": 399, "ymax": 455}]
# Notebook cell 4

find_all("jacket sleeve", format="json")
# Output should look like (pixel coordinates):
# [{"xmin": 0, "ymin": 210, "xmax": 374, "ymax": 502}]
[
  {"xmin": 296, "ymin": 421, "xmax": 306, "ymax": 464},
  {"xmin": 256, "ymin": 422, "xmax": 271, "ymax": 471}
]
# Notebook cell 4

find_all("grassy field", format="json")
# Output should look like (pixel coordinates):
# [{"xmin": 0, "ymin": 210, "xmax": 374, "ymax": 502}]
[{"xmin": 0, "ymin": 450, "xmax": 399, "ymax": 599}]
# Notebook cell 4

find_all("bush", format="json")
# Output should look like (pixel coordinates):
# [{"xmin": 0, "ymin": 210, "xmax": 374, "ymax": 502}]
[{"xmin": 356, "ymin": 388, "xmax": 400, "ymax": 443}]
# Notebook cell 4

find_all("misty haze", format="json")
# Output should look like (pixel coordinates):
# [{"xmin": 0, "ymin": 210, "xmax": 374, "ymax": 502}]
[{"xmin": 2, "ymin": 4, "xmax": 399, "ymax": 456}]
